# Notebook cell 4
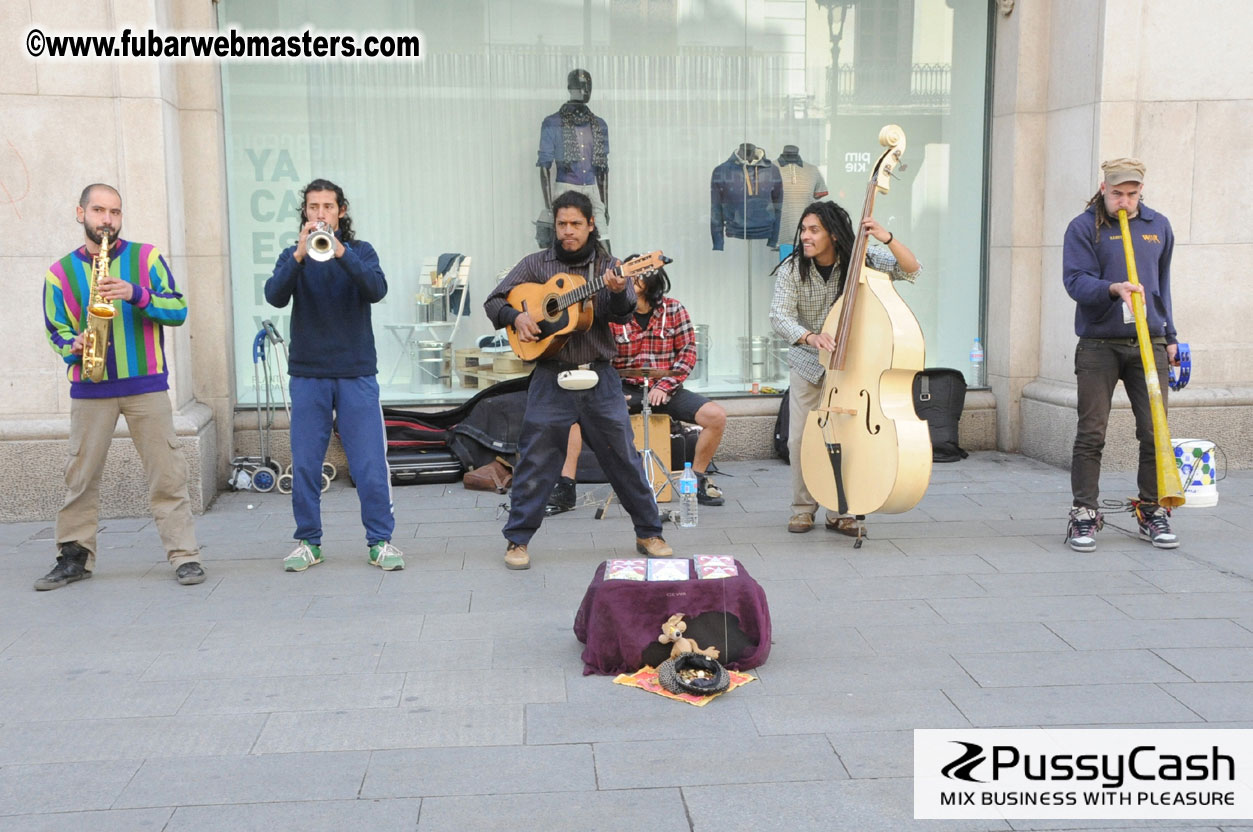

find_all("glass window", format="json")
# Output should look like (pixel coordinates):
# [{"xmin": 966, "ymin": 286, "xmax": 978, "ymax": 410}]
[{"xmin": 219, "ymin": 0, "xmax": 990, "ymax": 406}]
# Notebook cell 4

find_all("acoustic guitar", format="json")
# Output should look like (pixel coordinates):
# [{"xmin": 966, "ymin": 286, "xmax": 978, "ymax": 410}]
[{"xmin": 505, "ymin": 250, "xmax": 671, "ymax": 361}]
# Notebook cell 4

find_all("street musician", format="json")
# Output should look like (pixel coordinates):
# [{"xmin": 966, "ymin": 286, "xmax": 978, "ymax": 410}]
[
  {"xmin": 37, "ymin": 184, "xmax": 204, "ymax": 590},
  {"xmin": 769, "ymin": 200, "xmax": 921, "ymax": 537},
  {"xmin": 483, "ymin": 190, "xmax": 672, "ymax": 570},
  {"xmin": 1063, "ymin": 158, "xmax": 1181, "ymax": 552}
]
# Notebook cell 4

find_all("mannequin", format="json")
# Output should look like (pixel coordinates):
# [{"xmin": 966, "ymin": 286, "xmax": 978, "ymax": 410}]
[
  {"xmin": 537, "ymin": 69, "xmax": 610, "ymax": 246},
  {"xmin": 710, "ymin": 142, "xmax": 783, "ymax": 250},
  {"xmin": 776, "ymin": 144, "xmax": 828, "ymax": 260},
  {"xmin": 777, "ymin": 144, "xmax": 803, "ymax": 166}
]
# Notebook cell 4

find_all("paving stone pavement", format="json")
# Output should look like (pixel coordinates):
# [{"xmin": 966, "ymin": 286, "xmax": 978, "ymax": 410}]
[{"xmin": 1, "ymin": 452, "xmax": 1251, "ymax": 831}]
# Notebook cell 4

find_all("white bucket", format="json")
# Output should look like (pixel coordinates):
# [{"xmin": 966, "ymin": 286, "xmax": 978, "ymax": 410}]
[
  {"xmin": 691, "ymin": 324, "xmax": 711, "ymax": 387},
  {"xmin": 1173, "ymin": 438, "xmax": 1219, "ymax": 508},
  {"xmin": 410, "ymin": 341, "xmax": 451, "ymax": 395},
  {"xmin": 738, "ymin": 335, "xmax": 774, "ymax": 382}
]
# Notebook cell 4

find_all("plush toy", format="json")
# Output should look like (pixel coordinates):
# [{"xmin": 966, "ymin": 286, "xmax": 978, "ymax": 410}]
[{"xmin": 658, "ymin": 612, "xmax": 720, "ymax": 660}]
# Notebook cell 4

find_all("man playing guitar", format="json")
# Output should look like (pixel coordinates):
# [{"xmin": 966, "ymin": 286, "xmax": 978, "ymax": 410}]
[{"xmin": 483, "ymin": 190, "xmax": 673, "ymax": 570}]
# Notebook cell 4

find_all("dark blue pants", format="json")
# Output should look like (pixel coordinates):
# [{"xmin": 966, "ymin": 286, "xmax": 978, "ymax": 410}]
[
  {"xmin": 504, "ymin": 362, "xmax": 662, "ymax": 545},
  {"xmin": 289, "ymin": 375, "xmax": 394, "ymax": 546}
]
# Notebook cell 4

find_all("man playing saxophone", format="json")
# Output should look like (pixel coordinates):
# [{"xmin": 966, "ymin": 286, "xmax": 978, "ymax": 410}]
[
  {"xmin": 1062, "ymin": 159, "xmax": 1181, "ymax": 552},
  {"xmin": 38, "ymin": 184, "xmax": 205, "ymax": 589}
]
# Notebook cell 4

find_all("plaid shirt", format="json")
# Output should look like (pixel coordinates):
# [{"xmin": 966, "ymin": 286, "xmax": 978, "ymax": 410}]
[
  {"xmin": 770, "ymin": 246, "xmax": 921, "ymax": 384},
  {"xmin": 610, "ymin": 297, "xmax": 696, "ymax": 395}
]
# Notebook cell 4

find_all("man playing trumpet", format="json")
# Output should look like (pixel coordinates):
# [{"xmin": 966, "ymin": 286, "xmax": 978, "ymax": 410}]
[
  {"xmin": 1062, "ymin": 158, "xmax": 1181, "ymax": 552},
  {"xmin": 266, "ymin": 178, "xmax": 404, "ymax": 573}
]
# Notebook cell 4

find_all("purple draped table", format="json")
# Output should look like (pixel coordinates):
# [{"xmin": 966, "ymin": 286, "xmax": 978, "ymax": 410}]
[{"xmin": 573, "ymin": 558, "xmax": 772, "ymax": 676}]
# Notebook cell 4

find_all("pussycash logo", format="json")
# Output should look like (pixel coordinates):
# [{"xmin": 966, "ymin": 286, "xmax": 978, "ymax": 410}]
[
  {"xmin": 940, "ymin": 741, "xmax": 1234, "ymax": 789},
  {"xmin": 942, "ymin": 742, "xmax": 987, "ymax": 783}
]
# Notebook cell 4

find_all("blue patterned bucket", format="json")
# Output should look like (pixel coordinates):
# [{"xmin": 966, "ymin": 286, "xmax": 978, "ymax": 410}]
[{"xmin": 1173, "ymin": 439, "xmax": 1218, "ymax": 508}]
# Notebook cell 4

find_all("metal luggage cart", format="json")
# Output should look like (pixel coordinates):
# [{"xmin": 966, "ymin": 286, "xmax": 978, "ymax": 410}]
[{"xmin": 229, "ymin": 321, "xmax": 337, "ymax": 494}]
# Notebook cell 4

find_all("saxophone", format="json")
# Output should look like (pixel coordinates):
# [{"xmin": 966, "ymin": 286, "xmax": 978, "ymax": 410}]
[{"xmin": 81, "ymin": 232, "xmax": 116, "ymax": 383}]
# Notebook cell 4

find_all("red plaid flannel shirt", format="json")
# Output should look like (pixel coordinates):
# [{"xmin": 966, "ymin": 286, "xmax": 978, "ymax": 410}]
[{"xmin": 610, "ymin": 297, "xmax": 696, "ymax": 396}]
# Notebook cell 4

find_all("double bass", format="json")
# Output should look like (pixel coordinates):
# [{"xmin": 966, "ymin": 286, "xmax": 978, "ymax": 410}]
[{"xmin": 799, "ymin": 125, "xmax": 932, "ymax": 518}]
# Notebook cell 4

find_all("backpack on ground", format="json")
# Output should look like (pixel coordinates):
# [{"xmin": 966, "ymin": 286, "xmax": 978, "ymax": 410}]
[
  {"xmin": 774, "ymin": 390, "xmax": 789, "ymax": 463},
  {"xmin": 912, "ymin": 368, "xmax": 969, "ymax": 463}
]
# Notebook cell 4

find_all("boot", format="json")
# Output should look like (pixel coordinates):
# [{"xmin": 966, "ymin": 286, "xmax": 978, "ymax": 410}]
[
  {"xmin": 544, "ymin": 477, "xmax": 577, "ymax": 516},
  {"xmin": 34, "ymin": 542, "xmax": 92, "ymax": 591}
]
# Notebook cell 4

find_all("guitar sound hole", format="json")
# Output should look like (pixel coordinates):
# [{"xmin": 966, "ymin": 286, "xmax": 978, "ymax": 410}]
[{"xmin": 545, "ymin": 297, "xmax": 561, "ymax": 318}]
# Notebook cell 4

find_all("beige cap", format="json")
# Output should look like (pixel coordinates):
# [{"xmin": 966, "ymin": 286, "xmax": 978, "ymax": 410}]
[{"xmin": 1102, "ymin": 157, "xmax": 1146, "ymax": 186}]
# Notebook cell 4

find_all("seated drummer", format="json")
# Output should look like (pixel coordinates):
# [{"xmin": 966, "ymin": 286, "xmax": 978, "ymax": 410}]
[{"xmin": 547, "ymin": 263, "xmax": 727, "ymax": 513}]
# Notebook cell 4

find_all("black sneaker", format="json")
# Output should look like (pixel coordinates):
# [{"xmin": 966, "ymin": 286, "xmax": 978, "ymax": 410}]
[
  {"xmin": 175, "ymin": 562, "xmax": 207, "ymax": 585},
  {"xmin": 544, "ymin": 477, "xmax": 577, "ymax": 516},
  {"xmin": 696, "ymin": 474, "xmax": 724, "ymax": 506},
  {"xmin": 1065, "ymin": 506, "xmax": 1102, "ymax": 552},
  {"xmin": 1135, "ymin": 501, "xmax": 1179, "ymax": 549},
  {"xmin": 34, "ymin": 542, "xmax": 92, "ymax": 591}
]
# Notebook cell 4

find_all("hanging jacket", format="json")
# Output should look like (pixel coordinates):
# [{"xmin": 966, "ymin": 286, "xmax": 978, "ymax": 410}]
[{"xmin": 710, "ymin": 146, "xmax": 783, "ymax": 250}]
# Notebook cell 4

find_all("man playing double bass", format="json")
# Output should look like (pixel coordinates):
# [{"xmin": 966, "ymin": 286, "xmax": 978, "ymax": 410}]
[
  {"xmin": 1062, "ymin": 158, "xmax": 1181, "ymax": 553},
  {"xmin": 770, "ymin": 201, "xmax": 922, "ymax": 535}
]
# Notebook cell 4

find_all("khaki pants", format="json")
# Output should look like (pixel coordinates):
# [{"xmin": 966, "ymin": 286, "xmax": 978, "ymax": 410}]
[
  {"xmin": 788, "ymin": 369, "xmax": 839, "ymax": 523},
  {"xmin": 56, "ymin": 391, "xmax": 200, "ymax": 569}
]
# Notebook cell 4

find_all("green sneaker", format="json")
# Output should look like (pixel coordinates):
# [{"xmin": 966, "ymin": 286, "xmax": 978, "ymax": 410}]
[
  {"xmin": 283, "ymin": 540, "xmax": 323, "ymax": 572},
  {"xmin": 368, "ymin": 540, "xmax": 405, "ymax": 571}
]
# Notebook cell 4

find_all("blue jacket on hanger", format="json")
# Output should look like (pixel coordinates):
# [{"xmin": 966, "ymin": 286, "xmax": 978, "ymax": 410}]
[{"xmin": 710, "ymin": 145, "xmax": 783, "ymax": 250}]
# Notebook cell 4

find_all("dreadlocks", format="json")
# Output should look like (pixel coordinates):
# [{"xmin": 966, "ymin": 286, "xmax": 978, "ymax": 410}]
[
  {"xmin": 1084, "ymin": 188, "xmax": 1119, "ymax": 242},
  {"xmin": 770, "ymin": 200, "xmax": 857, "ymax": 292}
]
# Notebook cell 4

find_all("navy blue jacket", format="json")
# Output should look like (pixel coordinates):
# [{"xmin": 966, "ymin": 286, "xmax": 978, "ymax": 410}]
[
  {"xmin": 265, "ymin": 237, "xmax": 388, "ymax": 377},
  {"xmin": 710, "ymin": 150, "xmax": 783, "ymax": 249},
  {"xmin": 1062, "ymin": 204, "xmax": 1177, "ymax": 344}
]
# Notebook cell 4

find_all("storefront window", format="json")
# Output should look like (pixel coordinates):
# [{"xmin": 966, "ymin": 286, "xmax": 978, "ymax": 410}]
[{"xmin": 219, "ymin": 0, "xmax": 990, "ymax": 405}]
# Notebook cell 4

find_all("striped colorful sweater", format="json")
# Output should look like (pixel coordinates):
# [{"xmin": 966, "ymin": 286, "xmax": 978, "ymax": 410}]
[{"xmin": 43, "ymin": 239, "xmax": 188, "ymax": 399}]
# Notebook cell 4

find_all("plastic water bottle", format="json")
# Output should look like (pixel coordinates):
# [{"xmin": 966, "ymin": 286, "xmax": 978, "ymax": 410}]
[
  {"xmin": 678, "ymin": 463, "xmax": 699, "ymax": 528},
  {"xmin": 969, "ymin": 337, "xmax": 985, "ymax": 388}
]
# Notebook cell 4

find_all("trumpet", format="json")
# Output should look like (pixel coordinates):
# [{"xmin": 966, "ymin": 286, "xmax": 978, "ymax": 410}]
[
  {"xmin": 81, "ymin": 231, "xmax": 116, "ymax": 382},
  {"xmin": 1117, "ymin": 209, "xmax": 1185, "ymax": 508},
  {"xmin": 307, "ymin": 222, "xmax": 335, "ymax": 261}
]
